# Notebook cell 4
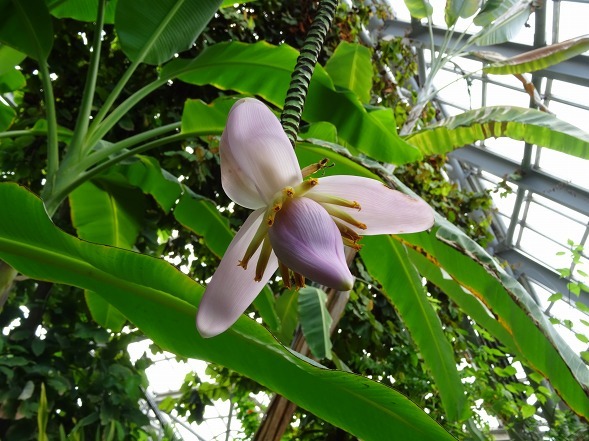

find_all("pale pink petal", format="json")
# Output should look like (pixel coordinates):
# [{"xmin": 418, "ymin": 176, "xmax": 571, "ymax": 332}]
[
  {"xmin": 197, "ymin": 209, "xmax": 278, "ymax": 338},
  {"xmin": 221, "ymin": 98, "xmax": 302, "ymax": 206},
  {"xmin": 309, "ymin": 175, "xmax": 434, "ymax": 235},
  {"xmin": 220, "ymin": 133, "xmax": 266, "ymax": 209},
  {"xmin": 268, "ymin": 198, "xmax": 353, "ymax": 290}
]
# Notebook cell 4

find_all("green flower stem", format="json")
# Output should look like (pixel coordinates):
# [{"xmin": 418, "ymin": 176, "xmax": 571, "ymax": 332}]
[
  {"xmin": 84, "ymin": 78, "xmax": 168, "ymax": 149},
  {"xmin": 38, "ymin": 59, "xmax": 59, "ymax": 190},
  {"xmin": 70, "ymin": 0, "xmax": 106, "ymax": 158},
  {"xmin": 281, "ymin": 0, "xmax": 339, "ymax": 147},
  {"xmin": 86, "ymin": 1, "xmax": 185, "ymax": 143},
  {"xmin": 78, "ymin": 122, "xmax": 181, "ymax": 171},
  {"xmin": 0, "ymin": 130, "xmax": 46, "ymax": 140},
  {"xmin": 44, "ymin": 132, "xmax": 193, "ymax": 215}
]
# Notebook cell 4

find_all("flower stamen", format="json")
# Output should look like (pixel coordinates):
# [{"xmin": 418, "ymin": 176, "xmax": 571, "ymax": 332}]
[
  {"xmin": 238, "ymin": 222, "xmax": 268, "ymax": 269},
  {"xmin": 321, "ymin": 204, "xmax": 367, "ymax": 230},
  {"xmin": 301, "ymin": 158, "xmax": 332, "ymax": 178},
  {"xmin": 278, "ymin": 260, "xmax": 292, "ymax": 289},
  {"xmin": 292, "ymin": 178, "xmax": 319, "ymax": 197},
  {"xmin": 254, "ymin": 238, "xmax": 273, "ymax": 282},
  {"xmin": 306, "ymin": 192, "xmax": 361, "ymax": 210},
  {"xmin": 333, "ymin": 218, "xmax": 362, "ymax": 242}
]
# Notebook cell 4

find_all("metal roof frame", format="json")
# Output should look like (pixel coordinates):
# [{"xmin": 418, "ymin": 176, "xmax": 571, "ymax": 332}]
[{"xmin": 382, "ymin": 6, "xmax": 589, "ymax": 310}]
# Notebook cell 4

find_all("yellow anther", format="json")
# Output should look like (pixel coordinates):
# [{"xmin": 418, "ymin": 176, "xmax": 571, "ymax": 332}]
[{"xmin": 284, "ymin": 187, "xmax": 295, "ymax": 198}]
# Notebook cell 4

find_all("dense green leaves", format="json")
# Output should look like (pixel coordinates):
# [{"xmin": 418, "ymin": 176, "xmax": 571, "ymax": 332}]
[
  {"xmin": 406, "ymin": 106, "xmax": 589, "ymax": 160},
  {"xmin": 0, "ymin": 183, "xmax": 456, "ymax": 441},
  {"xmin": 166, "ymin": 41, "xmax": 422, "ymax": 164},
  {"xmin": 324, "ymin": 42, "xmax": 373, "ymax": 104},
  {"xmin": 0, "ymin": 0, "xmax": 53, "ymax": 61},
  {"xmin": 115, "ymin": 0, "xmax": 223, "ymax": 65},
  {"xmin": 361, "ymin": 236, "xmax": 467, "ymax": 422}
]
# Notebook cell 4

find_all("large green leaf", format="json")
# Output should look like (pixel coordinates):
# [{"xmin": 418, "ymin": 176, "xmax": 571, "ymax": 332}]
[
  {"xmin": 469, "ymin": 0, "xmax": 531, "ymax": 46},
  {"xmin": 406, "ymin": 106, "xmax": 589, "ymax": 160},
  {"xmin": 445, "ymin": 0, "xmax": 481, "ymax": 27},
  {"xmin": 361, "ymin": 236, "xmax": 467, "ymax": 422},
  {"xmin": 0, "ymin": 182, "xmax": 456, "ymax": 441},
  {"xmin": 402, "ymin": 241, "xmax": 520, "ymax": 356},
  {"xmin": 399, "ymin": 221, "xmax": 589, "ymax": 418},
  {"xmin": 115, "ymin": 0, "xmax": 223, "ymax": 65},
  {"xmin": 165, "ymin": 41, "xmax": 422, "ymax": 164},
  {"xmin": 0, "ymin": 0, "xmax": 53, "ymax": 61},
  {"xmin": 46, "ymin": 0, "xmax": 117, "ymax": 23},
  {"xmin": 325, "ymin": 42, "xmax": 373, "ymax": 104},
  {"xmin": 298, "ymin": 287, "xmax": 333, "ymax": 361},
  {"xmin": 403, "ymin": 0, "xmax": 433, "ymax": 19},
  {"xmin": 481, "ymin": 36, "xmax": 589, "ymax": 75},
  {"xmin": 69, "ymin": 179, "xmax": 146, "ymax": 331}
]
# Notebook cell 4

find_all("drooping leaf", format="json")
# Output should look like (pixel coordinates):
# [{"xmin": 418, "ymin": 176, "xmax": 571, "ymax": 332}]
[
  {"xmin": 69, "ymin": 179, "xmax": 146, "ymax": 331},
  {"xmin": 0, "ymin": 0, "xmax": 53, "ymax": 61},
  {"xmin": 402, "ymin": 241, "xmax": 520, "ymax": 356},
  {"xmin": 325, "ymin": 42, "xmax": 373, "ymax": 104},
  {"xmin": 474, "ymin": 0, "xmax": 523, "ymax": 26},
  {"xmin": 0, "ymin": 182, "xmax": 456, "ymax": 441},
  {"xmin": 403, "ymin": 0, "xmax": 433, "ymax": 19},
  {"xmin": 298, "ymin": 287, "xmax": 333, "ymax": 361},
  {"xmin": 406, "ymin": 106, "xmax": 589, "ymax": 160},
  {"xmin": 469, "ymin": 0, "xmax": 532, "ymax": 46},
  {"xmin": 46, "ymin": 0, "xmax": 118, "ymax": 24},
  {"xmin": 115, "ymin": 0, "xmax": 223, "ymax": 65},
  {"xmin": 445, "ymin": 0, "xmax": 481, "ymax": 27},
  {"xmin": 480, "ymin": 35, "xmax": 589, "ymax": 75},
  {"xmin": 397, "ymin": 223, "xmax": 589, "ymax": 419},
  {"xmin": 361, "ymin": 236, "xmax": 467, "ymax": 422},
  {"xmin": 165, "ymin": 41, "xmax": 422, "ymax": 164}
]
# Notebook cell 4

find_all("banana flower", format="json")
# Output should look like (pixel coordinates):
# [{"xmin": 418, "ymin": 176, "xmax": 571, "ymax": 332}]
[{"xmin": 196, "ymin": 98, "xmax": 434, "ymax": 337}]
